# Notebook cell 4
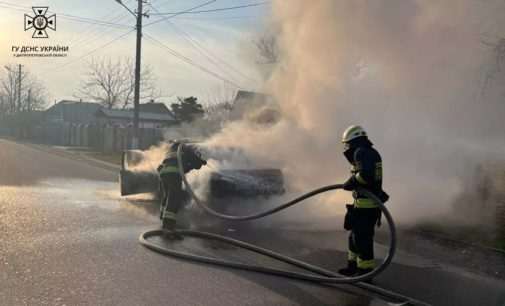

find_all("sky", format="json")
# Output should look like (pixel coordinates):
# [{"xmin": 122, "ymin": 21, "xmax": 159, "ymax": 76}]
[{"xmin": 0, "ymin": 0, "xmax": 269, "ymax": 107}]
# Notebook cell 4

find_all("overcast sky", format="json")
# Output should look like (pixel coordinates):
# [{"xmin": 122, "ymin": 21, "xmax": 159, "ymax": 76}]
[{"xmin": 0, "ymin": 0, "xmax": 269, "ymax": 106}]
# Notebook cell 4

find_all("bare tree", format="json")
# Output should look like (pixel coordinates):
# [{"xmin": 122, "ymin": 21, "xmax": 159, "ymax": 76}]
[
  {"xmin": 1, "ymin": 65, "xmax": 24, "ymax": 113},
  {"xmin": 203, "ymin": 83, "xmax": 236, "ymax": 123},
  {"xmin": 0, "ymin": 64, "xmax": 48, "ymax": 114},
  {"xmin": 204, "ymin": 100, "xmax": 233, "ymax": 121},
  {"xmin": 77, "ymin": 57, "xmax": 160, "ymax": 109},
  {"xmin": 249, "ymin": 31, "xmax": 282, "ymax": 80},
  {"xmin": 0, "ymin": 95, "xmax": 7, "ymax": 114},
  {"xmin": 481, "ymin": 37, "xmax": 505, "ymax": 96},
  {"xmin": 205, "ymin": 83, "xmax": 236, "ymax": 107},
  {"xmin": 254, "ymin": 33, "xmax": 280, "ymax": 65},
  {"xmin": 23, "ymin": 76, "xmax": 48, "ymax": 111}
]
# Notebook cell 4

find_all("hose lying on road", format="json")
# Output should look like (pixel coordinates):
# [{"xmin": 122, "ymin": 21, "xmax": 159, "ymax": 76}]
[
  {"xmin": 139, "ymin": 145, "xmax": 427, "ymax": 305},
  {"xmin": 140, "ymin": 229, "xmax": 427, "ymax": 306}
]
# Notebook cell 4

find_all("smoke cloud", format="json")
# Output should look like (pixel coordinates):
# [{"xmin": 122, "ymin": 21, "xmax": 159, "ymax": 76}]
[
  {"xmin": 199, "ymin": 0, "xmax": 505, "ymax": 225},
  {"xmin": 133, "ymin": 1, "xmax": 505, "ymax": 229}
]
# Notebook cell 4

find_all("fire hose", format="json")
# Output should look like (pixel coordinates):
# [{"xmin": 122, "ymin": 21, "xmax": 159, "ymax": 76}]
[{"xmin": 139, "ymin": 145, "xmax": 428, "ymax": 305}]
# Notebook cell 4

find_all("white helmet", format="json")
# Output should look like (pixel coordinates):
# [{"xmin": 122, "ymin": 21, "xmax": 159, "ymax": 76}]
[{"xmin": 342, "ymin": 125, "xmax": 367, "ymax": 143}]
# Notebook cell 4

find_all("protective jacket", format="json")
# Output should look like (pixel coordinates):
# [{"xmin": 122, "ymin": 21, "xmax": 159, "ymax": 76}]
[
  {"xmin": 158, "ymin": 150, "xmax": 179, "ymax": 176},
  {"xmin": 343, "ymin": 138, "xmax": 388, "ymax": 208},
  {"xmin": 158, "ymin": 144, "xmax": 206, "ymax": 176},
  {"xmin": 157, "ymin": 144, "xmax": 206, "ymax": 230}
]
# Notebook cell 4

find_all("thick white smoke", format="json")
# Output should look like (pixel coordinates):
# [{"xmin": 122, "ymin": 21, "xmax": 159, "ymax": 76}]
[
  {"xmin": 133, "ymin": 1, "xmax": 505, "ymax": 228},
  {"xmin": 199, "ymin": 0, "xmax": 505, "ymax": 225}
]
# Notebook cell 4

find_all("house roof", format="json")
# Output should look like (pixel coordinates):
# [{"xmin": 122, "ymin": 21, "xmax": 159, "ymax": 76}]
[
  {"xmin": 231, "ymin": 90, "xmax": 274, "ymax": 112},
  {"xmin": 139, "ymin": 102, "xmax": 171, "ymax": 114},
  {"xmin": 233, "ymin": 90, "xmax": 271, "ymax": 103},
  {"xmin": 46, "ymin": 100, "xmax": 102, "ymax": 112},
  {"xmin": 95, "ymin": 108, "xmax": 176, "ymax": 122},
  {"xmin": 45, "ymin": 100, "xmax": 103, "ymax": 124}
]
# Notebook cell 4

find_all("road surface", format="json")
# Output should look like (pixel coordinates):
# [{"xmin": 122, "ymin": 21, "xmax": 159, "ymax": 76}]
[{"xmin": 1, "ymin": 139, "xmax": 504, "ymax": 306}]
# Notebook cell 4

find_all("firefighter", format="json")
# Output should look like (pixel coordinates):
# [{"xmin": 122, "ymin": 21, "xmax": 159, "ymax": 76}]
[
  {"xmin": 157, "ymin": 141, "xmax": 206, "ymax": 240},
  {"xmin": 338, "ymin": 125, "xmax": 389, "ymax": 277}
]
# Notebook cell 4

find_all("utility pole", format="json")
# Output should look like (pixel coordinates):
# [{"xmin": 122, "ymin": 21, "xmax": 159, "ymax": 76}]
[
  {"xmin": 27, "ymin": 89, "xmax": 31, "ymax": 112},
  {"xmin": 17, "ymin": 64, "xmax": 22, "ymax": 113},
  {"xmin": 115, "ymin": 0, "xmax": 146, "ymax": 149},
  {"xmin": 132, "ymin": 0, "xmax": 144, "ymax": 149}
]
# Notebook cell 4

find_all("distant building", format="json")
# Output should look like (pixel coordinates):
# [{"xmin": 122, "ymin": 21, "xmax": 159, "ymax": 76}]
[
  {"xmin": 233, "ymin": 90, "xmax": 272, "ymax": 104},
  {"xmin": 45, "ymin": 100, "xmax": 102, "ymax": 124},
  {"xmin": 230, "ymin": 90, "xmax": 280, "ymax": 124},
  {"xmin": 95, "ymin": 108, "xmax": 177, "ymax": 128},
  {"xmin": 45, "ymin": 100, "xmax": 177, "ymax": 128},
  {"xmin": 138, "ymin": 101, "xmax": 172, "ymax": 114}
]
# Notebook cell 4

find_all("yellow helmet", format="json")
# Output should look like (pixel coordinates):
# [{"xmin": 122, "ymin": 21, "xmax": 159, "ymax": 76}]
[{"xmin": 342, "ymin": 125, "xmax": 367, "ymax": 143}]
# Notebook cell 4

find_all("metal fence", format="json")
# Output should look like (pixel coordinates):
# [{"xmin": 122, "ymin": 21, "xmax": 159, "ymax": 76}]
[{"xmin": 3, "ymin": 122, "xmax": 165, "ymax": 152}]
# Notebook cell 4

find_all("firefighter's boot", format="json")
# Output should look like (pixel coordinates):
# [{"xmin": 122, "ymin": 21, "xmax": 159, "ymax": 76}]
[
  {"xmin": 162, "ymin": 215, "xmax": 175, "ymax": 230},
  {"xmin": 338, "ymin": 261, "xmax": 357, "ymax": 276},
  {"xmin": 162, "ymin": 218, "xmax": 183, "ymax": 240}
]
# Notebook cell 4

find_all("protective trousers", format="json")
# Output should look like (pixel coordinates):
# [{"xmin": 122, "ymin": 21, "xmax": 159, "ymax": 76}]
[
  {"xmin": 160, "ymin": 173, "xmax": 184, "ymax": 230},
  {"xmin": 348, "ymin": 207, "xmax": 381, "ymax": 269}
]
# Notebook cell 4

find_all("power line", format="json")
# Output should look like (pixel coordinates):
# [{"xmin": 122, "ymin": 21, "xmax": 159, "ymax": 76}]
[
  {"xmin": 149, "ymin": 5, "xmax": 258, "ymax": 84},
  {"xmin": 0, "ymin": 4, "xmax": 118, "ymax": 27},
  {"xmin": 145, "ymin": 34, "xmax": 243, "ymax": 88},
  {"xmin": 61, "ymin": 15, "xmax": 130, "ymax": 28},
  {"xmin": 54, "ymin": 12, "xmax": 131, "ymax": 28},
  {"xmin": 172, "ymin": 23, "xmax": 259, "ymax": 83},
  {"xmin": 146, "ymin": 0, "xmax": 172, "ymax": 9},
  {"xmin": 65, "ymin": 1, "xmax": 135, "ymax": 51},
  {"xmin": 144, "ymin": 33, "xmax": 243, "ymax": 89},
  {"xmin": 150, "ymin": 6, "xmax": 235, "ymax": 80},
  {"xmin": 69, "ymin": 11, "xmax": 134, "ymax": 50},
  {"xmin": 53, "ymin": 29, "xmax": 135, "ymax": 72},
  {"xmin": 0, "ymin": 1, "xmax": 134, "ymax": 52},
  {"xmin": 150, "ymin": 1, "xmax": 270, "ymax": 15},
  {"xmin": 144, "ymin": 0, "xmax": 216, "ymax": 28},
  {"xmin": 173, "ymin": 15, "xmax": 261, "ymax": 20},
  {"xmin": 0, "ymin": 1, "xmax": 131, "ymax": 28},
  {"xmin": 0, "ymin": 0, "xmax": 137, "ymax": 77}
]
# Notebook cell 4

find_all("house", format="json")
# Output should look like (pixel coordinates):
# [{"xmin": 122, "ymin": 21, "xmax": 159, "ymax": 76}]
[
  {"xmin": 233, "ymin": 90, "xmax": 272, "ymax": 104},
  {"xmin": 45, "ymin": 100, "xmax": 177, "ymax": 128},
  {"xmin": 45, "ymin": 100, "xmax": 102, "ymax": 124},
  {"xmin": 139, "ymin": 101, "xmax": 172, "ymax": 114},
  {"xmin": 230, "ymin": 90, "xmax": 280, "ymax": 124},
  {"xmin": 95, "ymin": 108, "xmax": 177, "ymax": 128}
]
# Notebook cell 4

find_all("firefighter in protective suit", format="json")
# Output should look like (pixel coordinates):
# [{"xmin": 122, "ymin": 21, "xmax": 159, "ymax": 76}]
[
  {"xmin": 338, "ymin": 125, "xmax": 389, "ymax": 277},
  {"xmin": 157, "ymin": 141, "xmax": 206, "ymax": 240}
]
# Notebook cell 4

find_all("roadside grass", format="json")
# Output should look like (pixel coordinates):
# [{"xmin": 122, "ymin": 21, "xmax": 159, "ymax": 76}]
[
  {"xmin": 414, "ymin": 221, "xmax": 505, "ymax": 252},
  {"xmin": 496, "ymin": 239, "xmax": 505, "ymax": 251}
]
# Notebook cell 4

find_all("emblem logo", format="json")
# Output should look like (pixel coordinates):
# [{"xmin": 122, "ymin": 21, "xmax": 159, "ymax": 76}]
[{"xmin": 24, "ymin": 7, "xmax": 56, "ymax": 39}]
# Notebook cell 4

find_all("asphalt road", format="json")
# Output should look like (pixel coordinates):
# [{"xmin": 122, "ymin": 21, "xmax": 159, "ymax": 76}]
[{"xmin": 1, "ymin": 139, "xmax": 504, "ymax": 306}]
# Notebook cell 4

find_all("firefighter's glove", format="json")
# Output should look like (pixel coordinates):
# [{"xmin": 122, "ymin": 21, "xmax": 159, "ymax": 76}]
[
  {"xmin": 197, "ymin": 157, "xmax": 207, "ymax": 167},
  {"xmin": 195, "ymin": 150, "xmax": 207, "ymax": 166},
  {"xmin": 378, "ymin": 190, "xmax": 390, "ymax": 203},
  {"xmin": 343, "ymin": 176, "xmax": 357, "ymax": 191}
]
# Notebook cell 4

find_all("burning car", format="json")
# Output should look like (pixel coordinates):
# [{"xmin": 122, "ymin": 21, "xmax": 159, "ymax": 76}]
[{"xmin": 119, "ymin": 143, "xmax": 285, "ymax": 200}]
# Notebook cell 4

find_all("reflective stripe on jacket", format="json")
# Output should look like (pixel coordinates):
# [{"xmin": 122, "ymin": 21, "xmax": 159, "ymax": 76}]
[
  {"xmin": 354, "ymin": 198, "xmax": 378, "ymax": 208},
  {"xmin": 159, "ymin": 165, "xmax": 178, "ymax": 176},
  {"xmin": 159, "ymin": 149, "xmax": 179, "ymax": 175},
  {"xmin": 350, "ymin": 146, "xmax": 383, "ymax": 205}
]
